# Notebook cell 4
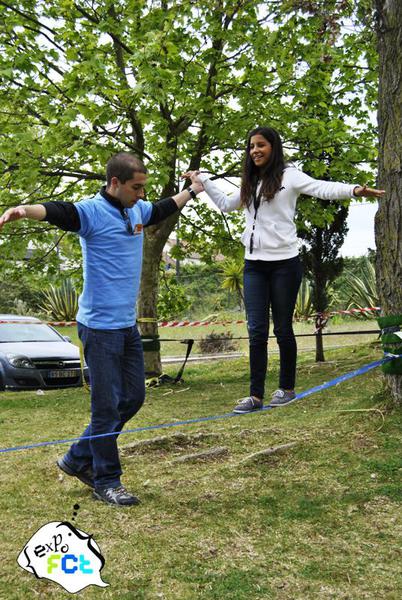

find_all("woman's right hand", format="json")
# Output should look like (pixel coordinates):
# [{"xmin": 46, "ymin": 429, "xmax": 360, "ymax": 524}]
[{"xmin": 181, "ymin": 170, "xmax": 202, "ymax": 185}]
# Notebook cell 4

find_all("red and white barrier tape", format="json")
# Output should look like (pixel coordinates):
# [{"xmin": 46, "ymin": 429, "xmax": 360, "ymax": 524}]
[
  {"xmin": 0, "ymin": 319, "xmax": 77, "ymax": 326},
  {"xmin": 0, "ymin": 318, "xmax": 246, "ymax": 327},
  {"xmin": 317, "ymin": 307, "xmax": 380, "ymax": 318},
  {"xmin": 0, "ymin": 320, "xmax": 41, "ymax": 324},
  {"xmin": 0, "ymin": 308, "xmax": 380, "ymax": 329},
  {"xmin": 157, "ymin": 319, "xmax": 246, "ymax": 328},
  {"xmin": 313, "ymin": 307, "xmax": 380, "ymax": 333}
]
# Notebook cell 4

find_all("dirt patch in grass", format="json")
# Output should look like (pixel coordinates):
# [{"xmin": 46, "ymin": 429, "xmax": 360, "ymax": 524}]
[{"xmin": 121, "ymin": 431, "xmax": 221, "ymax": 456}]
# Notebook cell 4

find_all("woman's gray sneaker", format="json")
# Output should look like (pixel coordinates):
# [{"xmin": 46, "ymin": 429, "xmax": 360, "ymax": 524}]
[
  {"xmin": 233, "ymin": 396, "xmax": 263, "ymax": 414},
  {"xmin": 93, "ymin": 485, "xmax": 140, "ymax": 506},
  {"xmin": 269, "ymin": 389, "xmax": 296, "ymax": 406}
]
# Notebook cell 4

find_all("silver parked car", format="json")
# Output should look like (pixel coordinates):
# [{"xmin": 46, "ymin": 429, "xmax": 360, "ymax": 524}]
[{"xmin": 0, "ymin": 315, "xmax": 89, "ymax": 391}]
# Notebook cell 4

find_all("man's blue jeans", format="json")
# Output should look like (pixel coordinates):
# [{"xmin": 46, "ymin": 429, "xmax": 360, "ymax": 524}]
[
  {"xmin": 244, "ymin": 256, "xmax": 303, "ymax": 399},
  {"xmin": 63, "ymin": 323, "xmax": 145, "ymax": 489}
]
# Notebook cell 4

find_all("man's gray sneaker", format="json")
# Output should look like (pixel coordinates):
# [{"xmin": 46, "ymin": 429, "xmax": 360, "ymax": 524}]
[
  {"xmin": 93, "ymin": 485, "xmax": 140, "ymax": 506},
  {"xmin": 57, "ymin": 457, "xmax": 94, "ymax": 489},
  {"xmin": 233, "ymin": 396, "xmax": 263, "ymax": 414},
  {"xmin": 269, "ymin": 389, "xmax": 296, "ymax": 407}
]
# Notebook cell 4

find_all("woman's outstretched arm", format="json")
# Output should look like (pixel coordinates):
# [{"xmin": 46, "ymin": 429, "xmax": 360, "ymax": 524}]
[{"xmin": 182, "ymin": 171, "xmax": 242, "ymax": 213}]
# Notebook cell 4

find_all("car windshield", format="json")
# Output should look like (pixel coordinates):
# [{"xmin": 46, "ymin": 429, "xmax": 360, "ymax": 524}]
[{"xmin": 0, "ymin": 323, "xmax": 63, "ymax": 343}]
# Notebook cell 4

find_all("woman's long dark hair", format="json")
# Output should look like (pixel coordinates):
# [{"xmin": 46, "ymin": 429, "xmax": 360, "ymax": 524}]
[{"xmin": 240, "ymin": 127, "xmax": 285, "ymax": 208}]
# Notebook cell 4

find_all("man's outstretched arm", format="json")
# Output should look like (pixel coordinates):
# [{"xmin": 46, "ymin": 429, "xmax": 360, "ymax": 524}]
[
  {"xmin": 145, "ymin": 182, "xmax": 204, "ymax": 227},
  {"xmin": 0, "ymin": 205, "xmax": 46, "ymax": 229},
  {"xmin": 0, "ymin": 202, "xmax": 80, "ymax": 232}
]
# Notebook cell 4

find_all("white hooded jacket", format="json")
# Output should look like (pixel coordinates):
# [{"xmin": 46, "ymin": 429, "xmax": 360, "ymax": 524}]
[{"xmin": 199, "ymin": 166, "xmax": 357, "ymax": 261}]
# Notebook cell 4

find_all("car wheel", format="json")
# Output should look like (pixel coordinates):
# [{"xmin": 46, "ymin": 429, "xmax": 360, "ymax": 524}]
[{"xmin": 0, "ymin": 374, "xmax": 5, "ymax": 392}]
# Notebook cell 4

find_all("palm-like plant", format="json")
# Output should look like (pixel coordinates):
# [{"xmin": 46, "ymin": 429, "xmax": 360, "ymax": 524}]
[
  {"xmin": 344, "ymin": 258, "xmax": 378, "ymax": 313},
  {"xmin": 39, "ymin": 279, "xmax": 79, "ymax": 321},
  {"xmin": 294, "ymin": 277, "xmax": 315, "ymax": 320},
  {"xmin": 220, "ymin": 258, "xmax": 244, "ymax": 309}
]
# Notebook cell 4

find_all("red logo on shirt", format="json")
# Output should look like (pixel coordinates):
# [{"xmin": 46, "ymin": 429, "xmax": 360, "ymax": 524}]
[{"xmin": 133, "ymin": 224, "xmax": 143, "ymax": 235}]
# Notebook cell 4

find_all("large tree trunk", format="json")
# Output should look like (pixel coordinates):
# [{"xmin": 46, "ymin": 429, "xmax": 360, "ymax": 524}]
[
  {"xmin": 138, "ymin": 213, "xmax": 179, "ymax": 377},
  {"xmin": 374, "ymin": 0, "xmax": 402, "ymax": 403},
  {"xmin": 137, "ymin": 123, "xmax": 208, "ymax": 376}
]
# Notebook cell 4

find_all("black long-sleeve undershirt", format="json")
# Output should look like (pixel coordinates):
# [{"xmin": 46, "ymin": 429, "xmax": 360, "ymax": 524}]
[
  {"xmin": 42, "ymin": 200, "xmax": 81, "ymax": 232},
  {"xmin": 41, "ymin": 188, "xmax": 178, "ymax": 232}
]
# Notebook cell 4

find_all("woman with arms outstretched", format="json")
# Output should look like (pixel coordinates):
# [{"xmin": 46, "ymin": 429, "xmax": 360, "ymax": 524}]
[{"xmin": 183, "ymin": 126, "xmax": 385, "ymax": 413}]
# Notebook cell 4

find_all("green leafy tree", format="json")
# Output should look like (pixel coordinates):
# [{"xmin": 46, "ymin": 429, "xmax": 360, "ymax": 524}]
[
  {"xmin": 0, "ymin": 0, "xmax": 380, "ymax": 375},
  {"xmin": 287, "ymin": 2, "xmax": 378, "ymax": 362},
  {"xmin": 299, "ymin": 204, "xmax": 349, "ymax": 361},
  {"xmin": 157, "ymin": 273, "xmax": 191, "ymax": 320}
]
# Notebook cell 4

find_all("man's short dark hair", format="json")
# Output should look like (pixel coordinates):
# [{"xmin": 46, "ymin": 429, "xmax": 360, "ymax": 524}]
[{"xmin": 106, "ymin": 152, "xmax": 147, "ymax": 185}]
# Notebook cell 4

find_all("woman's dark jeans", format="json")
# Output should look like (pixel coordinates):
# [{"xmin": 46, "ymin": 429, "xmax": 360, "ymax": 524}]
[{"xmin": 243, "ymin": 256, "xmax": 303, "ymax": 399}]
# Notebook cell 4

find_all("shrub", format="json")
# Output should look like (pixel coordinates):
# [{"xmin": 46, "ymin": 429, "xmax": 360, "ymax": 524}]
[
  {"xmin": 39, "ymin": 278, "xmax": 79, "ymax": 320},
  {"xmin": 294, "ymin": 277, "xmax": 314, "ymax": 321},
  {"xmin": 220, "ymin": 258, "xmax": 244, "ymax": 309},
  {"xmin": 0, "ymin": 280, "xmax": 42, "ymax": 315},
  {"xmin": 344, "ymin": 258, "xmax": 378, "ymax": 314},
  {"xmin": 157, "ymin": 277, "xmax": 191, "ymax": 320},
  {"xmin": 12, "ymin": 299, "xmax": 34, "ymax": 316},
  {"xmin": 199, "ymin": 331, "xmax": 239, "ymax": 354}
]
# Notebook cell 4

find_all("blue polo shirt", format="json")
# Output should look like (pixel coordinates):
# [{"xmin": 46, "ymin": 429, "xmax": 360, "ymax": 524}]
[{"xmin": 75, "ymin": 193, "xmax": 153, "ymax": 329}]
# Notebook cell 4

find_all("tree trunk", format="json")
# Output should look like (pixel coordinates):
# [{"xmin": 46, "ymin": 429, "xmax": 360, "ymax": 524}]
[
  {"xmin": 315, "ymin": 329, "xmax": 325, "ymax": 362},
  {"xmin": 374, "ymin": 0, "xmax": 402, "ymax": 403},
  {"xmin": 138, "ymin": 212, "xmax": 180, "ymax": 376},
  {"xmin": 314, "ymin": 314, "xmax": 326, "ymax": 362},
  {"xmin": 137, "ymin": 118, "xmax": 209, "ymax": 376}
]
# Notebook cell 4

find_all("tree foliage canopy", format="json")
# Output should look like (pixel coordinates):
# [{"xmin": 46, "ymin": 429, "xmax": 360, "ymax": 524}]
[{"xmin": 0, "ymin": 0, "xmax": 379, "ymax": 282}]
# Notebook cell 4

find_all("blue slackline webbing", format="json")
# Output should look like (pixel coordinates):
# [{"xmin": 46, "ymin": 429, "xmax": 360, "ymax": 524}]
[{"xmin": 0, "ymin": 354, "xmax": 399, "ymax": 455}]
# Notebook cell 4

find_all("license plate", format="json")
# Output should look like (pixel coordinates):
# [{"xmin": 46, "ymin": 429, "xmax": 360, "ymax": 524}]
[{"xmin": 48, "ymin": 369, "xmax": 77, "ymax": 378}]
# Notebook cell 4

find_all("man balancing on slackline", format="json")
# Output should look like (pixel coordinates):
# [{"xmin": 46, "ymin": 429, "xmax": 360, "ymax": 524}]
[{"xmin": 0, "ymin": 152, "xmax": 204, "ymax": 506}]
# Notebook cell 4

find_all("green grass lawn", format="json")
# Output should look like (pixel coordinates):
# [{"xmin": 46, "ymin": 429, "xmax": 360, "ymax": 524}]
[{"xmin": 0, "ymin": 343, "xmax": 401, "ymax": 599}]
